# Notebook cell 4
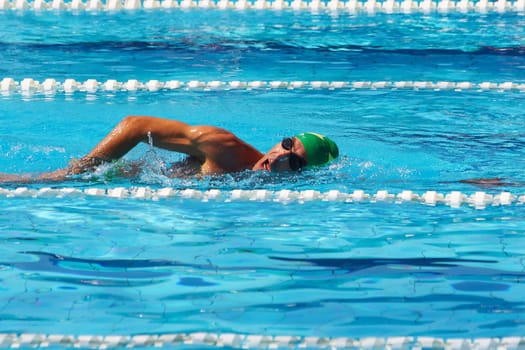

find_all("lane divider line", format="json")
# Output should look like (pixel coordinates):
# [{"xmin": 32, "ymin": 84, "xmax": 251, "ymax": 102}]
[
  {"xmin": 0, "ymin": 187, "xmax": 521, "ymax": 209},
  {"xmin": 1, "ymin": 0, "xmax": 524, "ymax": 13},
  {"xmin": 0, "ymin": 332, "xmax": 522, "ymax": 349},
  {"xmin": 2, "ymin": 78, "xmax": 525, "ymax": 96}
]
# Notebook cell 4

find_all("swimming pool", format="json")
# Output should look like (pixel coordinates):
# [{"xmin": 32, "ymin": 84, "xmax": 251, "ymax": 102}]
[{"xmin": 1, "ymin": 3, "xmax": 525, "ymax": 349}]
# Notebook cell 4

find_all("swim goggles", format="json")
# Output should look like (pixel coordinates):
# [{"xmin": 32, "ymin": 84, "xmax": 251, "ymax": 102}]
[{"xmin": 281, "ymin": 137, "xmax": 306, "ymax": 172}]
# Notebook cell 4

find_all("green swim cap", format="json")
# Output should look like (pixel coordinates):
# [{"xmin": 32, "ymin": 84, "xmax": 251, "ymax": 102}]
[{"xmin": 294, "ymin": 132, "xmax": 339, "ymax": 167}]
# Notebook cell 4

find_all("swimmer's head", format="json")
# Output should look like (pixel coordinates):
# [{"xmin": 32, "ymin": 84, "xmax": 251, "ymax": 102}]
[
  {"xmin": 294, "ymin": 132, "xmax": 339, "ymax": 168},
  {"xmin": 252, "ymin": 132, "xmax": 339, "ymax": 172}
]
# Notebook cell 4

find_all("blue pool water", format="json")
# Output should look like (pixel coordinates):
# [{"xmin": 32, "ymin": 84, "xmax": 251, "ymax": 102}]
[{"xmin": 1, "ymin": 6, "xmax": 525, "ymax": 346}]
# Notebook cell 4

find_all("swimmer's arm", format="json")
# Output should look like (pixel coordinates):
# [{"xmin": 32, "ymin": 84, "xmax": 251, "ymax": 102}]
[
  {"xmin": 0, "ymin": 168, "xmax": 68, "ymax": 184},
  {"xmin": 69, "ymin": 116, "xmax": 221, "ymax": 174},
  {"xmin": 0, "ymin": 116, "xmax": 237, "ymax": 182}
]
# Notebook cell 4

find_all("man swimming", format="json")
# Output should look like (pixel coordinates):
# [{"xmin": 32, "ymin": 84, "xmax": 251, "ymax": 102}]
[{"xmin": 0, "ymin": 116, "xmax": 339, "ymax": 183}]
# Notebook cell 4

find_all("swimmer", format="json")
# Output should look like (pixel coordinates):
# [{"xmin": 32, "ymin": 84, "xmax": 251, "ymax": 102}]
[{"xmin": 0, "ymin": 116, "xmax": 339, "ymax": 183}]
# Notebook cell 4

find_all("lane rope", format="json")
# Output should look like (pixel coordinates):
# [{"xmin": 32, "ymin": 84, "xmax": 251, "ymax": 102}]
[
  {"xmin": 0, "ymin": 0, "xmax": 524, "ymax": 13},
  {"xmin": 0, "ymin": 186, "xmax": 522, "ymax": 209},
  {"xmin": 0, "ymin": 332, "xmax": 523, "ymax": 349},
  {"xmin": 2, "ymin": 78, "xmax": 525, "ymax": 96}
]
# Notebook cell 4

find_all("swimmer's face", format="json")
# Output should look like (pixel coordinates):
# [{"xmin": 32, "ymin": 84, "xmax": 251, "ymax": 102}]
[{"xmin": 252, "ymin": 137, "xmax": 307, "ymax": 172}]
